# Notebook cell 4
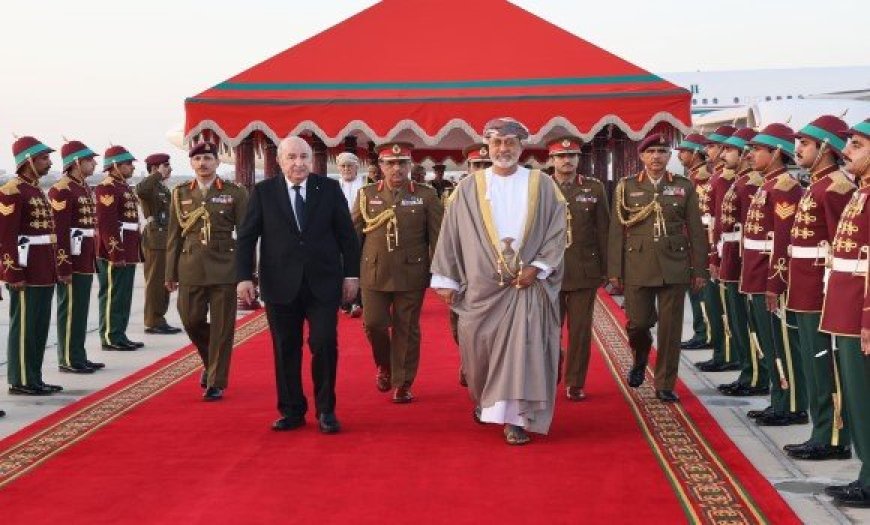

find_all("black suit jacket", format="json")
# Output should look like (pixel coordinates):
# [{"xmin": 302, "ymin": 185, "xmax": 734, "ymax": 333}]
[{"xmin": 236, "ymin": 174, "xmax": 360, "ymax": 304}]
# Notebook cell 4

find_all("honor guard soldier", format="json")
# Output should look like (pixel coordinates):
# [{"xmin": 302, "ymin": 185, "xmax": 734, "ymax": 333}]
[
  {"xmin": 716, "ymin": 128, "xmax": 771, "ymax": 397},
  {"xmin": 0, "ymin": 136, "xmax": 64, "ymax": 395},
  {"xmin": 352, "ymin": 142, "xmax": 444, "ymax": 403},
  {"xmin": 430, "ymin": 163, "xmax": 454, "ymax": 201},
  {"xmin": 740, "ymin": 124, "xmax": 808, "ymax": 426},
  {"xmin": 95, "ymin": 145, "xmax": 143, "ymax": 351},
  {"xmin": 549, "ymin": 136, "xmax": 609, "ymax": 401},
  {"xmin": 676, "ymin": 133, "xmax": 713, "ymax": 351},
  {"xmin": 695, "ymin": 126, "xmax": 740, "ymax": 372},
  {"xmin": 136, "ymin": 153, "xmax": 182, "ymax": 335},
  {"xmin": 49, "ymin": 140, "xmax": 105, "ymax": 373},
  {"xmin": 782, "ymin": 116, "xmax": 855, "ymax": 460},
  {"xmin": 166, "ymin": 142, "xmax": 248, "ymax": 401},
  {"xmin": 821, "ymin": 118, "xmax": 870, "ymax": 507},
  {"xmin": 607, "ymin": 133, "xmax": 709, "ymax": 402}
]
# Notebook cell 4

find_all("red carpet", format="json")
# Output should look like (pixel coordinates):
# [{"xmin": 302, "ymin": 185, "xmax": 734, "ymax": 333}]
[{"xmin": 0, "ymin": 291, "xmax": 799, "ymax": 524}]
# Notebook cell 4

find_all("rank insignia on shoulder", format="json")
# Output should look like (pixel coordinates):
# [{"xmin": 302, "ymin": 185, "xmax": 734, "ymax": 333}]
[
  {"xmin": 774, "ymin": 202, "xmax": 796, "ymax": 219},
  {"xmin": 99, "ymin": 195, "xmax": 115, "ymax": 207},
  {"xmin": 662, "ymin": 186, "xmax": 685, "ymax": 197}
]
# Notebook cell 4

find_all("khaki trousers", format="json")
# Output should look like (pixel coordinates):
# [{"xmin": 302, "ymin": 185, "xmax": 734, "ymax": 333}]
[
  {"xmin": 624, "ymin": 284, "xmax": 688, "ymax": 391},
  {"xmin": 559, "ymin": 288, "xmax": 597, "ymax": 388},
  {"xmin": 362, "ymin": 288, "xmax": 425, "ymax": 388},
  {"xmin": 177, "ymin": 284, "xmax": 237, "ymax": 388}
]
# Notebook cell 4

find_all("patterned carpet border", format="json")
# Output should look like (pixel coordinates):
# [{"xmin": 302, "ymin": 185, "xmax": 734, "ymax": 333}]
[
  {"xmin": 592, "ymin": 292, "xmax": 767, "ymax": 525},
  {"xmin": 0, "ymin": 312, "xmax": 268, "ymax": 489}
]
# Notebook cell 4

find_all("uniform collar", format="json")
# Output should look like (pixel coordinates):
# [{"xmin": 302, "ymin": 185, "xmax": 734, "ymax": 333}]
[
  {"xmin": 810, "ymin": 163, "xmax": 839, "ymax": 183},
  {"xmin": 762, "ymin": 166, "xmax": 788, "ymax": 180},
  {"xmin": 637, "ymin": 169, "xmax": 673, "ymax": 184}
]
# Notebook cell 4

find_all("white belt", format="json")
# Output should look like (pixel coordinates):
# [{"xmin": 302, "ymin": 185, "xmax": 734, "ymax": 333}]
[
  {"xmin": 830, "ymin": 257, "xmax": 869, "ymax": 274},
  {"xmin": 721, "ymin": 231, "xmax": 742, "ymax": 243},
  {"xmin": 789, "ymin": 245, "xmax": 829, "ymax": 259},
  {"xmin": 701, "ymin": 214, "xmax": 713, "ymax": 226},
  {"xmin": 70, "ymin": 228, "xmax": 94, "ymax": 256},
  {"xmin": 121, "ymin": 222, "xmax": 139, "ymax": 231},
  {"xmin": 743, "ymin": 239, "xmax": 772, "ymax": 252},
  {"xmin": 72, "ymin": 228, "xmax": 95, "ymax": 237},
  {"xmin": 20, "ymin": 234, "xmax": 55, "ymax": 245}
]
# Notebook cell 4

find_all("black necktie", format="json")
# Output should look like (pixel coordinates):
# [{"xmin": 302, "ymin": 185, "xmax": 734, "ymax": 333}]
[{"xmin": 293, "ymin": 185, "xmax": 305, "ymax": 230}]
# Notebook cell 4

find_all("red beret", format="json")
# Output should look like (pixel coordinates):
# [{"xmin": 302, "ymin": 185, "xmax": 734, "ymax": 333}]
[
  {"xmin": 188, "ymin": 142, "xmax": 218, "ymax": 158},
  {"xmin": 376, "ymin": 142, "xmax": 413, "ymax": 161},
  {"xmin": 547, "ymin": 135, "xmax": 583, "ymax": 156},
  {"xmin": 145, "ymin": 153, "xmax": 171, "ymax": 166},
  {"xmin": 637, "ymin": 133, "xmax": 669, "ymax": 153}
]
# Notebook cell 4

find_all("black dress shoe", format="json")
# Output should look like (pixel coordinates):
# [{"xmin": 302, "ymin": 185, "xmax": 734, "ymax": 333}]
[
  {"xmin": 318, "ymin": 413, "xmax": 341, "ymax": 434},
  {"xmin": 627, "ymin": 363, "xmax": 646, "ymax": 388},
  {"xmin": 697, "ymin": 360, "xmax": 738, "ymax": 372},
  {"xmin": 788, "ymin": 444, "xmax": 851, "ymax": 461},
  {"xmin": 717, "ymin": 381, "xmax": 741, "ymax": 393},
  {"xmin": 86, "ymin": 360, "xmax": 106, "ymax": 370},
  {"xmin": 122, "ymin": 339, "xmax": 145, "ymax": 348},
  {"xmin": 102, "ymin": 341, "xmax": 137, "ymax": 351},
  {"xmin": 59, "ymin": 364, "xmax": 95, "ymax": 374},
  {"xmin": 272, "ymin": 417, "xmax": 305, "ymax": 431},
  {"xmin": 722, "ymin": 385, "xmax": 769, "ymax": 397},
  {"xmin": 39, "ymin": 382, "xmax": 64, "ymax": 393},
  {"xmin": 834, "ymin": 485, "xmax": 870, "ymax": 508},
  {"xmin": 0, "ymin": 409, "xmax": 5, "ymax": 418},
  {"xmin": 199, "ymin": 370, "xmax": 207, "ymax": 388},
  {"xmin": 825, "ymin": 480, "xmax": 860, "ymax": 498},
  {"xmin": 9, "ymin": 384, "xmax": 52, "ymax": 396},
  {"xmin": 145, "ymin": 324, "xmax": 182, "ymax": 335},
  {"xmin": 680, "ymin": 338, "xmax": 710, "ymax": 350},
  {"xmin": 202, "ymin": 387, "xmax": 223, "ymax": 401},
  {"xmin": 747, "ymin": 406, "xmax": 773, "ymax": 419},
  {"xmin": 655, "ymin": 390, "xmax": 680, "ymax": 403},
  {"xmin": 755, "ymin": 411, "xmax": 808, "ymax": 426},
  {"xmin": 783, "ymin": 440, "xmax": 814, "ymax": 453}
]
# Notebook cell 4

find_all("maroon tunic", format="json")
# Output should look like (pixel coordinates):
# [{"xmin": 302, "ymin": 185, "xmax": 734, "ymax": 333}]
[
  {"xmin": 0, "ymin": 175, "xmax": 61, "ymax": 286},
  {"xmin": 94, "ymin": 174, "xmax": 142, "ymax": 265}
]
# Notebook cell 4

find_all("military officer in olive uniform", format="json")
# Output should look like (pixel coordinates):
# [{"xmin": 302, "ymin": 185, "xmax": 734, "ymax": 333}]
[
  {"xmin": 715, "ymin": 128, "xmax": 771, "ymax": 397},
  {"xmin": 95, "ymin": 145, "xmax": 143, "ymax": 351},
  {"xmin": 136, "ymin": 153, "xmax": 182, "ymax": 335},
  {"xmin": 352, "ymin": 142, "xmax": 444, "ymax": 403},
  {"xmin": 821, "ymin": 118, "xmax": 870, "ymax": 507},
  {"xmin": 49, "ymin": 139, "xmax": 105, "ymax": 373},
  {"xmin": 166, "ymin": 142, "xmax": 248, "ymax": 401},
  {"xmin": 740, "ymin": 124, "xmax": 808, "ymax": 426},
  {"xmin": 549, "ymin": 136, "xmax": 609, "ymax": 401},
  {"xmin": 430, "ymin": 163, "xmax": 454, "ymax": 201},
  {"xmin": 1, "ymin": 136, "xmax": 64, "ymax": 395},
  {"xmin": 781, "ymin": 115, "xmax": 855, "ymax": 460},
  {"xmin": 608, "ymin": 133, "xmax": 709, "ymax": 402}
]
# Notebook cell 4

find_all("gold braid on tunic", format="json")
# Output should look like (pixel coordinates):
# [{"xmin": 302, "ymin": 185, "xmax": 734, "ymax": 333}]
[
  {"xmin": 174, "ymin": 190, "xmax": 211, "ymax": 245},
  {"xmin": 614, "ymin": 177, "xmax": 667, "ymax": 237},
  {"xmin": 358, "ymin": 191, "xmax": 399, "ymax": 252}
]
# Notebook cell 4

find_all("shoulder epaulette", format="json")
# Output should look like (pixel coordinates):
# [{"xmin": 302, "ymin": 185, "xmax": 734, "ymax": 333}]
[
  {"xmin": 693, "ymin": 166, "xmax": 711, "ymax": 181},
  {"xmin": 173, "ymin": 181, "xmax": 190, "ymax": 190},
  {"xmin": 720, "ymin": 169, "xmax": 737, "ymax": 181},
  {"xmin": 773, "ymin": 173, "xmax": 799, "ymax": 192},
  {"xmin": 52, "ymin": 177, "xmax": 71, "ymax": 191},
  {"xmin": 826, "ymin": 170, "xmax": 856, "ymax": 195},
  {"xmin": 0, "ymin": 178, "xmax": 21, "ymax": 196},
  {"xmin": 746, "ymin": 171, "xmax": 764, "ymax": 187},
  {"xmin": 673, "ymin": 173, "xmax": 689, "ymax": 181},
  {"xmin": 99, "ymin": 176, "xmax": 115, "ymax": 186},
  {"xmin": 583, "ymin": 175, "xmax": 604, "ymax": 185}
]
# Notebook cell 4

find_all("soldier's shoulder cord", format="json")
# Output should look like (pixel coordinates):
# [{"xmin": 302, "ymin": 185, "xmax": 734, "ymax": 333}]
[
  {"xmin": 172, "ymin": 186, "xmax": 209, "ymax": 238},
  {"xmin": 615, "ymin": 176, "xmax": 660, "ymax": 228}
]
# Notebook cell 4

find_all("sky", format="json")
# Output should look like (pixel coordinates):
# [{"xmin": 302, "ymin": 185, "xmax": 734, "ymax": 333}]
[{"xmin": 1, "ymin": 0, "xmax": 868, "ymax": 176}]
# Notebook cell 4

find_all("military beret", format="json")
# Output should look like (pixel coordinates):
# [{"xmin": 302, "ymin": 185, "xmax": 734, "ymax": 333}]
[
  {"xmin": 144, "ymin": 153, "xmax": 171, "ymax": 166},
  {"xmin": 103, "ymin": 145, "xmax": 136, "ymax": 171},
  {"xmin": 376, "ymin": 142, "xmax": 413, "ymax": 161},
  {"xmin": 847, "ymin": 118, "xmax": 870, "ymax": 140},
  {"xmin": 547, "ymin": 135, "xmax": 583, "ymax": 156},
  {"xmin": 463, "ymin": 143, "xmax": 491, "ymax": 162},
  {"xmin": 60, "ymin": 140, "xmax": 98, "ymax": 171},
  {"xmin": 675, "ymin": 133, "xmax": 707, "ymax": 153},
  {"xmin": 12, "ymin": 136, "xmax": 54, "ymax": 169},
  {"xmin": 749, "ymin": 123, "xmax": 796, "ymax": 159},
  {"xmin": 704, "ymin": 125, "xmax": 738, "ymax": 145},
  {"xmin": 482, "ymin": 117, "xmax": 530, "ymax": 140},
  {"xmin": 795, "ymin": 115, "xmax": 849, "ymax": 157},
  {"xmin": 188, "ymin": 142, "xmax": 218, "ymax": 158},
  {"xmin": 637, "ymin": 133, "xmax": 670, "ymax": 153},
  {"xmin": 722, "ymin": 128, "xmax": 758, "ymax": 150}
]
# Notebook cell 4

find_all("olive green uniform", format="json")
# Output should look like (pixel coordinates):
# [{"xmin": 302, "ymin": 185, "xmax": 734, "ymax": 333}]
[
  {"xmin": 136, "ymin": 172, "xmax": 172, "ymax": 328},
  {"xmin": 166, "ymin": 178, "xmax": 248, "ymax": 389}
]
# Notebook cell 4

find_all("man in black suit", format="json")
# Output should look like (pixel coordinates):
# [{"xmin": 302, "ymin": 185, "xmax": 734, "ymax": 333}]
[{"xmin": 237, "ymin": 136, "xmax": 360, "ymax": 434}]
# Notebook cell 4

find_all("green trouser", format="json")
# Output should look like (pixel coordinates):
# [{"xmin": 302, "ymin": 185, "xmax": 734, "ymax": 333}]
[
  {"xmin": 6, "ymin": 285, "xmax": 54, "ymax": 387},
  {"xmin": 795, "ymin": 313, "xmax": 849, "ymax": 447},
  {"xmin": 97, "ymin": 260, "xmax": 136, "ymax": 346},
  {"xmin": 703, "ymin": 279, "xmax": 732, "ymax": 364},
  {"xmin": 688, "ymin": 288, "xmax": 708, "ymax": 342},
  {"xmin": 727, "ymin": 283, "xmax": 769, "ymax": 388},
  {"xmin": 748, "ymin": 294, "xmax": 806, "ymax": 415},
  {"xmin": 836, "ymin": 337, "xmax": 869, "ymax": 487},
  {"xmin": 56, "ymin": 274, "xmax": 94, "ymax": 368}
]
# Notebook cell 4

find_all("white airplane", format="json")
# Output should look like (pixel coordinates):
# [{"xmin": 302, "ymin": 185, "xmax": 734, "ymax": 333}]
[{"xmin": 167, "ymin": 65, "xmax": 870, "ymax": 170}]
